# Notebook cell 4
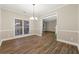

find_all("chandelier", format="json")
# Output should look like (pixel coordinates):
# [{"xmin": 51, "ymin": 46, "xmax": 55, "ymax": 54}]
[{"xmin": 30, "ymin": 4, "xmax": 38, "ymax": 20}]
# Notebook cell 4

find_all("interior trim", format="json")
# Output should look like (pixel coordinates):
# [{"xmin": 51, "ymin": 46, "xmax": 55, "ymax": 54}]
[
  {"xmin": 57, "ymin": 39, "xmax": 79, "ymax": 51},
  {"xmin": 57, "ymin": 39, "xmax": 78, "ymax": 47},
  {"xmin": 3, "ymin": 34, "xmax": 33, "ymax": 41},
  {"xmin": 0, "ymin": 40, "xmax": 3, "ymax": 46},
  {"xmin": 78, "ymin": 46, "xmax": 79, "ymax": 51},
  {"xmin": 56, "ymin": 30, "xmax": 78, "ymax": 33},
  {"xmin": 0, "ymin": 34, "xmax": 34, "ymax": 46}
]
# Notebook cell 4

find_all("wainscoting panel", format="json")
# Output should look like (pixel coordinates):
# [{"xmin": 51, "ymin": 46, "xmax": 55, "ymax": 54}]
[{"xmin": 56, "ymin": 30, "xmax": 78, "ymax": 46}]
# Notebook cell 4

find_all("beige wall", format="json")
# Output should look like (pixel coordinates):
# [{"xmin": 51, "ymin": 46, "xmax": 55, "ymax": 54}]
[
  {"xmin": 0, "ymin": 4, "xmax": 79, "ymax": 48},
  {"xmin": 0, "ymin": 8, "xmax": 2, "ymax": 46},
  {"xmin": 47, "ymin": 20, "xmax": 56, "ymax": 32},
  {"xmin": 57, "ymin": 5, "xmax": 78, "ymax": 31},
  {"xmin": 0, "ymin": 8, "xmax": 1, "ymax": 35},
  {"xmin": 1, "ymin": 9, "xmax": 27, "ymax": 39},
  {"xmin": 77, "ymin": 5, "xmax": 79, "ymax": 50},
  {"xmin": 34, "ymin": 19, "xmax": 42, "ymax": 36},
  {"xmin": 30, "ymin": 19, "xmax": 42, "ymax": 36},
  {"xmin": 0, "ymin": 8, "xmax": 42, "ymax": 42},
  {"xmin": 56, "ymin": 5, "xmax": 78, "ymax": 45}
]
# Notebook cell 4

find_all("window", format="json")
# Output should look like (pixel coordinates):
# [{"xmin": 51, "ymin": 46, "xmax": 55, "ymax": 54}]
[
  {"xmin": 15, "ymin": 19, "xmax": 29, "ymax": 36},
  {"xmin": 24, "ymin": 20, "xmax": 29, "ymax": 34}
]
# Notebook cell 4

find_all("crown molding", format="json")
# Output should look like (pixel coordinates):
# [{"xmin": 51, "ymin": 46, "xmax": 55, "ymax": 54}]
[
  {"xmin": 39, "ymin": 4, "xmax": 68, "ymax": 19},
  {"xmin": 1, "ymin": 7, "xmax": 30, "ymax": 18}
]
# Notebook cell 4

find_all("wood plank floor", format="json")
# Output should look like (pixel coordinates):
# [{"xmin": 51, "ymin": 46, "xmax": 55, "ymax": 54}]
[{"xmin": 0, "ymin": 31, "xmax": 79, "ymax": 54}]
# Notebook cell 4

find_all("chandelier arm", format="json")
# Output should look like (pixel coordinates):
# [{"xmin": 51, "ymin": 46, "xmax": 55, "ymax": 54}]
[
  {"xmin": 30, "ymin": 4, "xmax": 38, "ymax": 20},
  {"xmin": 33, "ymin": 4, "xmax": 35, "ymax": 20}
]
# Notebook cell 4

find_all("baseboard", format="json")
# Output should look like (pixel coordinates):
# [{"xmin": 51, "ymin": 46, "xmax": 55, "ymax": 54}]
[
  {"xmin": 37, "ymin": 33, "xmax": 42, "ymax": 36},
  {"xmin": 3, "ymin": 34, "xmax": 34, "ymax": 41},
  {"xmin": 77, "ymin": 45, "xmax": 79, "ymax": 51},
  {"xmin": 0, "ymin": 40, "xmax": 3, "ymax": 46},
  {"xmin": 57, "ymin": 39, "xmax": 78, "ymax": 46},
  {"xmin": 0, "ymin": 34, "xmax": 39, "ymax": 46},
  {"xmin": 0, "ymin": 41, "xmax": 1, "ymax": 46},
  {"xmin": 78, "ymin": 47, "xmax": 79, "ymax": 51}
]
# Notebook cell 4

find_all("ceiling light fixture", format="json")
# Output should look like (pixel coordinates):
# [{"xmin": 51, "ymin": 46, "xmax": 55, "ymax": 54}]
[{"xmin": 29, "ymin": 4, "xmax": 38, "ymax": 20}]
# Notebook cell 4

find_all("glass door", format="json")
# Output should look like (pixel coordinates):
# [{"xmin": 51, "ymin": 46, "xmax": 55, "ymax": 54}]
[
  {"xmin": 15, "ymin": 19, "xmax": 22, "ymax": 35},
  {"xmin": 15, "ymin": 19, "xmax": 29, "ymax": 36},
  {"xmin": 24, "ymin": 20, "xmax": 29, "ymax": 34}
]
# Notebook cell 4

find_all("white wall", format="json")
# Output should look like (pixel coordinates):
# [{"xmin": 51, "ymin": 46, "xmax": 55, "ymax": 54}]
[
  {"xmin": 1, "ymin": 4, "xmax": 79, "ymax": 48},
  {"xmin": 0, "ymin": 8, "xmax": 42, "ymax": 44},
  {"xmin": 32, "ymin": 19, "xmax": 42, "ymax": 36},
  {"xmin": 0, "ymin": 9, "xmax": 39, "ymax": 41},
  {"xmin": 47, "ymin": 20, "xmax": 56, "ymax": 32},
  {"xmin": 0, "ymin": 9, "xmax": 27, "ymax": 40},
  {"xmin": 56, "ymin": 5, "xmax": 78, "ymax": 45},
  {"xmin": 78, "ymin": 5, "xmax": 79, "ymax": 50},
  {"xmin": 0, "ymin": 8, "xmax": 2, "ymax": 46},
  {"xmin": 30, "ymin": 19, "xmax": 42, "ymax": 36}
]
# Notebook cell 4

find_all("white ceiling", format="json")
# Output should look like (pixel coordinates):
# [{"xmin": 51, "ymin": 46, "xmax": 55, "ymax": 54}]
[
  {"xmin": 0, "ymin": 4, "xmax": 66, "ymax": 19},
  {"xmin": 43, "ymin": 15, "xmax": 57, "ymax": 22}
]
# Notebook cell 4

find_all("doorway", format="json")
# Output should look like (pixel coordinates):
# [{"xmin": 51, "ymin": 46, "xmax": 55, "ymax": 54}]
[{"xmin": 42, "ymin": 15, "xmax": 57, "ymax": 38}]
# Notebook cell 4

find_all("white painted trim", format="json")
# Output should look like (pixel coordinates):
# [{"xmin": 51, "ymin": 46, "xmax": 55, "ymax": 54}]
[
  {"xmin": 2, "ymin": 34, "xmax": 34, "ymax": 41},
  {"xmin": 0, "ymin": 34, "xmax": 34, "ymax": 46},
  {"xmin": 78, "ymin": 46, "xmax": 79, "ymax": 51},
  {"xmin": 22, "ymin": 20, "xmax": 24, "ymax": 35},
  {"xmin": 56, "ymin": 25, "xmax": 78, "ymax": 33},
  {"xmin": 1, "ymin": 33, "xmax": 38, "ymax": 46},
  {"xmin": 36, "ymin": 33, "xmax": 42, "ymax": 36},
  {"xmin": 57, "ymin": 39, "xmax": 78, "ymax": 46},
  {"xmin": 56, "ymin": 30, "xmax": 79, "ymax": 51},
  {"xmin": 56, "ymin": 30, "xmax": 78, "ymax": 33},
  {"xmin": 57, "ymin": 39, "xmax": 79, "ymax": 51},
  {"xmin": 0, "ymin": 40, "xmax": 3, "ymax": 46},
  {"xmin": 1, "ymin": 8, "xmax": 30, "ymax": 17},
  {"xmin": 39, "ymin": 5, "xmax": 68, "ymax": 19}
]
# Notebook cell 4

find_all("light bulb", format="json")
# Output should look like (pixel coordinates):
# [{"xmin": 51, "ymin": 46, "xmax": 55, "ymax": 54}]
[{"xmin": 29, "ymin": 17, "xmax": 38, "ymax": 20}]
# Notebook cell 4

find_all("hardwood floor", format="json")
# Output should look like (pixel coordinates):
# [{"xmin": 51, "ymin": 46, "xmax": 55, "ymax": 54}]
[{"xmin": 0, "ymin": 31, "xmax": 79, "ymax": 54}]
